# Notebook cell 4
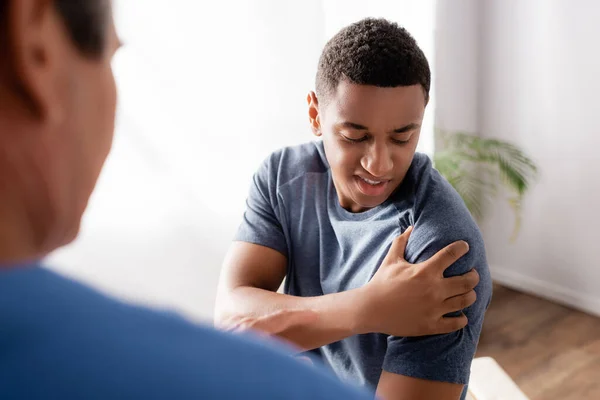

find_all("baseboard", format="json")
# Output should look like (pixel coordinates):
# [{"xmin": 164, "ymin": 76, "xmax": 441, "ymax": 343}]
[{"xmin": 490, "ymin": 266, "xmax": 600, "ymax": 318}]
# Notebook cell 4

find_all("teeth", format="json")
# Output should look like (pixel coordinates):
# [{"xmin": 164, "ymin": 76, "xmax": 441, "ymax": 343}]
[{"xmin": 361, "ymin": 177, "xmax": 383, "ymax": 185}]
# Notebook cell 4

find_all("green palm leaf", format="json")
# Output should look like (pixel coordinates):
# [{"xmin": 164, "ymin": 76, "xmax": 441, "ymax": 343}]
[{"xmin": 433, "ymin": 131, "xmax": 538, "ymax": 239}]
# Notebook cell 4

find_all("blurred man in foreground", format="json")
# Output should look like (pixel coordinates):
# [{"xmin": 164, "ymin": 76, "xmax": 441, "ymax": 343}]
[{"xmin": 0, "ymin": 1, "xmax": 373, "ymax": 398}]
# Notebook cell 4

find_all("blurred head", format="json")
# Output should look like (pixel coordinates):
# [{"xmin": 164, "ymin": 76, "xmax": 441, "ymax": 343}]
[
  {"xmin": 0, "ymin": 0, "xmax": 120, "ymax": 259},
  {"xmin": 308, "ymin": 18, "xmax": 430, "ymax": 212}
]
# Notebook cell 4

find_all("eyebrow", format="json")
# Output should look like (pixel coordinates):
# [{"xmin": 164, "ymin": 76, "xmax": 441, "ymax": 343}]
[
  {"xmin": 391, "ymin": 123, "xmax": 421, "ymax": 134},
  {"xmin": 338, "ymin": 121, "xmax": 421, "ymax": 133},
  {"xmin": 339, "ymin": 121, "xmax": 369, "ymax": 130}
]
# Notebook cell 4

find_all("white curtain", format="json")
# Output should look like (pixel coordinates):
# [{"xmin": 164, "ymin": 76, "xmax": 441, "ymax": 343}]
[{"xmin": 49, "ymin": 0, "xmax": 437, "ymax": 322}]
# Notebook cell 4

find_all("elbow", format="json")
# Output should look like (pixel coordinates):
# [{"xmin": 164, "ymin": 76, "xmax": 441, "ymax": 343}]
[
  {"xmin": 213, "ymin": 287, "xmax": 236, "ymax": 328},
  {"xmin": 213, "ymin": 285, "xmax": 248, "ymax": 329},
  {"xmin": 213, "ymin": 303, "xmax": 228, "ymax": 328}
]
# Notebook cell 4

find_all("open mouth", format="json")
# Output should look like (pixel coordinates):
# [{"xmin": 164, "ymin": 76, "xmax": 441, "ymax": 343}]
[{"xmin": 355, "ymin": 176, "xmax": 390, "ymax": 197}]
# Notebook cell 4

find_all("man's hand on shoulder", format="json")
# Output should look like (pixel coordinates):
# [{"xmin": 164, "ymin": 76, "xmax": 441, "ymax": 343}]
[{"xmin": 358, "ymin": 226, "xmax": 480, "ymax": 337}]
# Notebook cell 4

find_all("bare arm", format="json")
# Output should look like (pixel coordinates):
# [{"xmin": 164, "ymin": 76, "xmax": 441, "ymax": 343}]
[
  {"xmin": 215, "ymin": 228, "xmax": 480, "ymax": 351},
  {"xmin": 376, "ymin": 371, "xmax": 464, "ymax": 400},
  {"xmin": 215, "ymin": 241, "xmax": 367, "ymax": 351}
]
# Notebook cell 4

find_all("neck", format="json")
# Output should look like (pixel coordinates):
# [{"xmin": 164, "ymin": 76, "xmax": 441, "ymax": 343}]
[
  {"xmin": 0, "ymin": 157, "xmax": 50, "ymax": 264},
  {"xmin": 0, "ymin": 118, "xmax": 56, "ymax": 266},
  {"xmin": 0, "ymin": 202, "xmax": 43, "ymax": 265}
]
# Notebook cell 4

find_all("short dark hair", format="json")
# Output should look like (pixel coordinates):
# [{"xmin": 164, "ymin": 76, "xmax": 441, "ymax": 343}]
[
  {"xmin": 316, "ymin": 18, "xmax": 431, "ymax": 103},
  {"xmin": 0, "ymin": 0, "xmax": 110, "ymax": 57}
]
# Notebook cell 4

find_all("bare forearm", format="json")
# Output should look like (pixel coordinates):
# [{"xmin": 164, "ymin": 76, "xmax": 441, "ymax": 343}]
[{"xmin": 215, "ymin": 285, "xmax": 367, "ymax": 351}]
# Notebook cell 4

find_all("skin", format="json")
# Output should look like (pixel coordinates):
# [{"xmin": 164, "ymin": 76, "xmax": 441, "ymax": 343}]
[
  {"xmin": 309, "ymin": 81, "xmax": 425, "ymax": 213},
  {"xmin": 217, "ymin": 228, "xmax": 477, "ymax": 347},
  {"xmin": 315, "ymin": 81, "xmax": 465, "ymax": 399},
  {"xmin": 0, "ymin": 0, "xmax": 120, "ymax": 263},
  {"xmin": 1, "ymin": 2, "xmax": 467, "ymax": 399},
  {"xmin": 217, "ymin": 81, "xmax": 477, "ymax": 399}
]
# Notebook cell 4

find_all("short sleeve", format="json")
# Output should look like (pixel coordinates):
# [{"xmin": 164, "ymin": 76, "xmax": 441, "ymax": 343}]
[
  {"xmin": 234, "ymin": 154, "xmax": 289, "ymax": 257},
  {"xmin": 383, "ymin": 170, "xmax": 493, "ymax": 385}
]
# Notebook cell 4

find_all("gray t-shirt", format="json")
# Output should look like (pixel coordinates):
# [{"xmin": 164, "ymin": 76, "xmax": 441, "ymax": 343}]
[{"xmin": 236, "ymin": 141, "xmax": 492, "ymax": 397}]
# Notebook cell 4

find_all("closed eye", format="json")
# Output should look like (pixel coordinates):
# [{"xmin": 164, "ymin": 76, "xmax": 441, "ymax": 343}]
[
  {"xmin": 341, "ymin": 134, "xmax": 369, "ymax": 143},
  {"xmin": 391, "ymin": 138, "xmax": 411, "ymax": 145}
]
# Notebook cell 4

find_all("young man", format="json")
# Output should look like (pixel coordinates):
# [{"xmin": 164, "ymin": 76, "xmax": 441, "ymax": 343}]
[
  {"xmin": 216, "ymin": 18, "xmax": 493, "ymax": 400},
  {"xmin": 0, "ymin": 1, "xmax": 374, "ymax": 398}
]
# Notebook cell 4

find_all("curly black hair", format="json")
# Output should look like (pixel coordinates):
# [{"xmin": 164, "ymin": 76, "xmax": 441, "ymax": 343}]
[
  {"xmin": 54, "ymin": 0, "xmax": 111, "ymax": 56},
  {"xmin": 316, "ymin": 18, "xmax": 430, "ymax": 104},
  {"xmin": 0, "ymin": 0, "xmax": 110, "ymax": 57}
]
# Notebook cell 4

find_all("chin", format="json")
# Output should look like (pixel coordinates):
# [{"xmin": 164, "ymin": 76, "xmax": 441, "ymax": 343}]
[
  {"xmin": 36, "ymin": 220, "xmax": 81, "ymax": 258},
  {"xmin": 350, "ymin": 195, "xmax": 387, "ymax": 212},
  {"xmin": 63, "ymin": 221, "xmax": 82, "ymax": 246},
  {"xmin": 50, "ymin": 207, "xmax": 85, "ymax": 252},
  {"xmin": 52, "ymin": 221, "xmax": 81, "ymax": 252}
]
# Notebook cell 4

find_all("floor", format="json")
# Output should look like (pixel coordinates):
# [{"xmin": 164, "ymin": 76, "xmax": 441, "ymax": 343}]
[{"xmin": 476, "ymin": 284, "xmax": 600, "ymax": 400}]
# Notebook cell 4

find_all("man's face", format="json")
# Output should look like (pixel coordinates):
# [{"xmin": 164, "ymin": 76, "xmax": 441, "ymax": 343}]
[
  {"xmin": 60, "ymin": 13, "xmax": 120, "ymax": 229},
  {"xmin": 0, "ymin": 0, "xmax": 122, "ymax": 246},
  {"xmin": 309, "ymin": 81, "xmax": 426, "ymax": 212}
]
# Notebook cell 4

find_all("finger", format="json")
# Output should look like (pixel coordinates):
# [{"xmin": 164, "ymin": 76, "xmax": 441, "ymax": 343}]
[
  {"xmin": 245, "ymin": 309, "xmax": 318, "ymax": 336},
  {"xmin": 228, "ymin": 317, "xmax": 252, "ymax": 332},
  {"xmin": 227, "ymin": 317, "xmax": 253, "ymax": 332},
  {"xmin": 214, "ymin": 316, "xmax": 240, "ymax": 331},
  {"xmin": 386, "ymin": 226, "xmax": 413, "ymax": 262},
  {"xmin": 423, "ymin": 240, "xmax": 470, "ymax": 274},
  {"xmin": 443, "ymin": 290, "xmax": 477, "ymax": 314},
  {"xmin": 295, "ymin": 356, "xmax": 314, "ymax": 366},
  {"xmin": 431, "ymin": 313, "xmax": 468, "ymax": 334},
  {"xmin": 443, "ymin": 269, "xmax": 480, "ymax": 298}
]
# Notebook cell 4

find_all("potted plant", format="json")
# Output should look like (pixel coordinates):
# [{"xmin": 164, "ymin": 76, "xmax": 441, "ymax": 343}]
[{"xmin": 433, "ymin": 132, "xmax": 538, "ymax": 240}]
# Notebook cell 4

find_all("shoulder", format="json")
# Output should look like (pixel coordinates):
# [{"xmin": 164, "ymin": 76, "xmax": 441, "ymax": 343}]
[
  {"xmin": 403, "ymin": 153, "xmax": 472, "ymax": 223},
  {"xmin": 258, "ymin": 141, "xmax": 328, "ymax": 190},
  {"xmin": 0, "ymin": 267, "xmax": 370, "ymax": 400},
  {"xmin": 396, "ymin": 155, "xmax": 493, "ymax": 322},
  {"xmin": 400, "ymin": 154, "xmax": 487, "ymax": 275}
]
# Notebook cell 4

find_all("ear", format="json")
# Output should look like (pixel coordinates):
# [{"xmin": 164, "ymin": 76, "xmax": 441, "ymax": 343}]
[
  {"xmin": 6, "ymin": 0, "xmax": 64, "ymax": 121},
  {"xmin": 307, "ymin": 91, "xmax": 322, "ymax": 137}
]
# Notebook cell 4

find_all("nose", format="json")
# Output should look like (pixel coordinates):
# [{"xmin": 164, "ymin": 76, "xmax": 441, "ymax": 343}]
[{"xmin": 361, "ymin": 141, "xmax": 394, "ymax": 178}]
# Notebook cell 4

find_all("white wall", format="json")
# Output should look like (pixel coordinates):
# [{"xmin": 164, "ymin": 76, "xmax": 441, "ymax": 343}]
[
  {"xmin": 48, "ymin": 1, "xmax": 437, "ymax": 323},
  {"xmin": 49, "ymin": 0, "xmax": 326, "ymax": 322},
  {"xmin": 434, "ymin": 0, "xmax": 480, "ymax": 134},
  {"xmin": 437, "ymin": 0, "xmax": 600, "ymax": 315}
]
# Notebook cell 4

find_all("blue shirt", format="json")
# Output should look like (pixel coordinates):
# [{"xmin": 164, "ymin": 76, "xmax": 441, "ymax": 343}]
[
  {"xmin": 236, "ymin": 141, "xmax": 493, "ymax": 398},
  {"xmin": 0, "ymin": 263, "xmax": 373, "ymax": 399}
]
